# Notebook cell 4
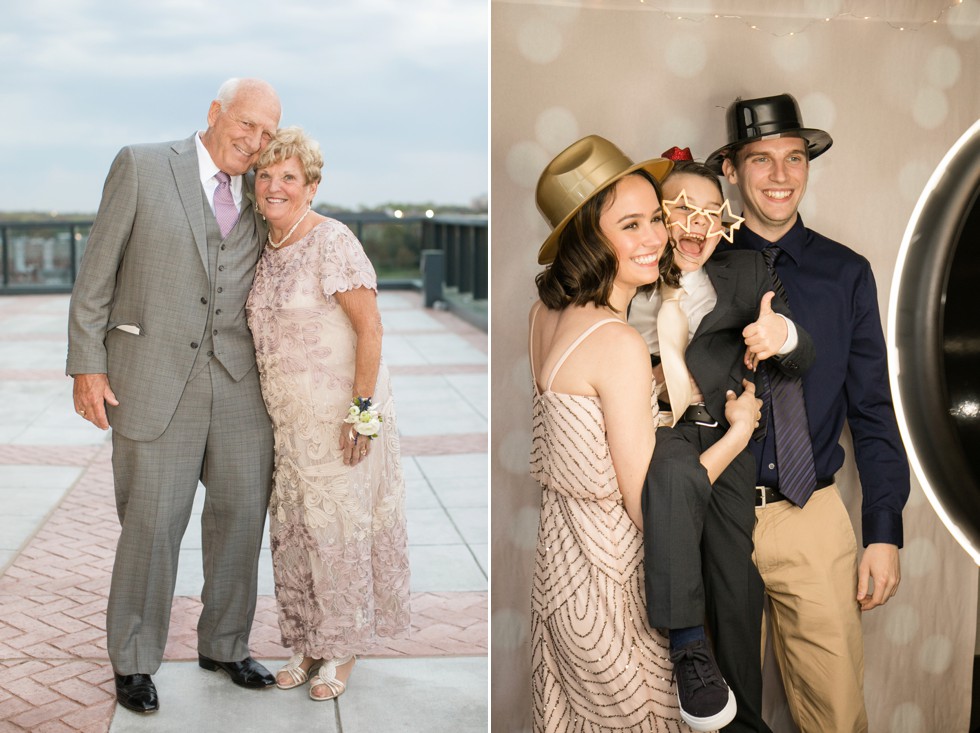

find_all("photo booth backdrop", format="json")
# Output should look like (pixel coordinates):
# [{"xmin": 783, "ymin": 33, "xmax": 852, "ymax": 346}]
[{"xmin": 490, "ymin": 1, "xmax": 980, "ymax": 731}]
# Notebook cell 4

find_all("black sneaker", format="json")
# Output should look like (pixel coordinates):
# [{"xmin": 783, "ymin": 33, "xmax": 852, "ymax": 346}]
[{"xmin": 669, "ymin": 639, "xmax": 736, "ymax": 731}]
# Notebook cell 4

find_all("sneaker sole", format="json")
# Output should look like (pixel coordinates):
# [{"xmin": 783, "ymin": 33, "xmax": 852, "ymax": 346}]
[{"xmin": 677, "ymin": 688, "xmax": 737, "ymax": 732}]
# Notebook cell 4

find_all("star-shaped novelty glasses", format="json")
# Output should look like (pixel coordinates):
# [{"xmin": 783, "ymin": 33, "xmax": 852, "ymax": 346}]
[{"xmin": 662, "ymin": 189, "xmax": 745, "ymax": 243}]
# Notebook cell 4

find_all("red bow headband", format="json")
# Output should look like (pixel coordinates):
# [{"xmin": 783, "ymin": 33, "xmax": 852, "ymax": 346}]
[{"xmin": 661, "ymin": 146, "xmax": 693, "ymax": 162}]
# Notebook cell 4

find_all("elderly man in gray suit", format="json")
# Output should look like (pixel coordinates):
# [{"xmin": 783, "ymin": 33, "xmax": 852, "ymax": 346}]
[{"xmin": 67, "ymin": 78, "xmax": 281, "ymax": 714}]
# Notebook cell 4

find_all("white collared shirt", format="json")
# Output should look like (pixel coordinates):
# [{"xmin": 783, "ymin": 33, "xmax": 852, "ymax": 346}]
[
  {"xmin": 628, "ymin": 267, "xmax": 797, "ymax": 355},
  {"xmin": 195, "ymin": 132, "xmax": 243, "ymax": 214}
]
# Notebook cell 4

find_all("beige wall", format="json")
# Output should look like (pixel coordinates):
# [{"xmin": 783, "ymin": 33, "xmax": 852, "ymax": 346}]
[{"xmin": 490, "ymin": 2, "xmax": 980, "ymax": 731}]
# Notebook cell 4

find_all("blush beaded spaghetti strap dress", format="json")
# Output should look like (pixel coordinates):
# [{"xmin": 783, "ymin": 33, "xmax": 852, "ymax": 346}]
[{"xmin": 528, "ymin": 312, "xmax": 694, "ymax": 733}]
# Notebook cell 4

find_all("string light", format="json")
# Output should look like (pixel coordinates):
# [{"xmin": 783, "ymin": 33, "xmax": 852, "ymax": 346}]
[
  {"xmin": 500, "ymin": 0, "xmax": 972, "ymax": 36},
  {"xmin": 608, "ymin": 0, "xmax": 971, "ymax": 37}
]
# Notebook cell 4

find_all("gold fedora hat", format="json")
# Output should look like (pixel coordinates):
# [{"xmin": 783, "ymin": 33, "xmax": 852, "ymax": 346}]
[{"xmin": 536, "ymin": 135, "xmax": 673, "ymax": 265}]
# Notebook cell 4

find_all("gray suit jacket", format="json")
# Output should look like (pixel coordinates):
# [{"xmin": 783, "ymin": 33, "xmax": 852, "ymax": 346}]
[{"xmin": 67, "ymin": 134, "xmax": 264, "ymax": 441}]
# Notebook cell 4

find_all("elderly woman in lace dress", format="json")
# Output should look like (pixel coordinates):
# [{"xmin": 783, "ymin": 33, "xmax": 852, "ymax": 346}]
[{"xmin": 245, "ymin": 126, "xmax": 410, "ymax": 702}]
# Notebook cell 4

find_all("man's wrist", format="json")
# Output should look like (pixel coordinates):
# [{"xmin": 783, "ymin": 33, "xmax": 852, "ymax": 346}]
[{"xmin": 776, "ymin": 314, "xmax": 798, "ymax": 355}]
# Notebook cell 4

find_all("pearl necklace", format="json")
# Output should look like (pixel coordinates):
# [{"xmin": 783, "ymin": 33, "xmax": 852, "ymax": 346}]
[{"xmin": 267, "ymin": 207, "xmax": 311, "ymax": 249}]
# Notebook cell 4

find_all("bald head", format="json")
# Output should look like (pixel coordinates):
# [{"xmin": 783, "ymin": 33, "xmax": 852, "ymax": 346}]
[{"xmin": 202, "ymin": 77, "xmax": 281, "ymax": 175}]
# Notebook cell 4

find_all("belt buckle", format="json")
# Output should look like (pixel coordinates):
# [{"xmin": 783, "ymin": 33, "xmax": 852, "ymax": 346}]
[
  {"xmin": 756, "ymin": 485, "xmax": 767, "ymax": 508},
  {"xmin": 692, "ymin": 404, "xmax": 718, "ymax": 428}
]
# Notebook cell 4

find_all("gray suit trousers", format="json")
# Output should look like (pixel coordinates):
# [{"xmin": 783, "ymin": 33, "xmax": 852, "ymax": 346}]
[{"xmin": 106, "ymin": 359, "xmax": 273, "ymax": 674}]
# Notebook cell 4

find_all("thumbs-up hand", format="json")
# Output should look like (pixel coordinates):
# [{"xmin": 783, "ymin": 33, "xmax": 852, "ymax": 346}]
[{"xmin": 742, "ymin": 291, "xmax": 787, "ymax": 368}]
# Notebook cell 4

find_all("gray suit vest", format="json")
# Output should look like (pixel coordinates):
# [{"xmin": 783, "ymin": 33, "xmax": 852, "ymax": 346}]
[{"xmin": 190, "ymin": 187, "xmax": 263, "ymax": 380}]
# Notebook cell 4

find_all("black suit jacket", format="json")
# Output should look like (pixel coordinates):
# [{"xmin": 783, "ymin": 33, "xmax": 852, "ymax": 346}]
[
  {"xmin": 684, "ymin": 249, "xmax": 816, "ymax": 427},
  {"xmin": 640, "ymin": 248, "xmax": 816, "ymax": 629}
]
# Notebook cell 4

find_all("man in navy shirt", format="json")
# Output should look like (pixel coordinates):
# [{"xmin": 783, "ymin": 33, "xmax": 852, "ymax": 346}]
[{"xmin": 705, "ymin": 94, "xmax": 910, "ymax": 732}]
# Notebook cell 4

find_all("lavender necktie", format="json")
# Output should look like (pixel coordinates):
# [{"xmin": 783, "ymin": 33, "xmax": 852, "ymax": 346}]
[
  {"xmin": 213, "ymin": 171, "xmax": 239, "ymax": 238},
  {"xmin": 760, "ymin": 246, "xmax": 817, "ymax": 506}
]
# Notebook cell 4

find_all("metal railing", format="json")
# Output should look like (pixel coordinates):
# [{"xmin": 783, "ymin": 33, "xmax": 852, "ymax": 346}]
[
  {"xmin": 0, "ymin": 214, "xmax": 488, "ymax": 302},
  {"xmin": 422, "ymin": 216, "xmax": 489, "ymax": 301}
]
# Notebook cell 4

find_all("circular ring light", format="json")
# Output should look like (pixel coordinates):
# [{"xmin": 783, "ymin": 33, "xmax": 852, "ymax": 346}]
[{"xmin": 888, "ymin": 119, "xmax": 980, "ymax": 565}]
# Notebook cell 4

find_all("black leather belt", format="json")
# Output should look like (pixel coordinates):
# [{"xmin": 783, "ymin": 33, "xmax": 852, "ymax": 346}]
[
  {"xmin": 677, "ymin": 403, "xmax": 719, "ymax": 428},
  {"xmin": 755, "ymin": 479, "xmax": 833, "ymax": 507}
]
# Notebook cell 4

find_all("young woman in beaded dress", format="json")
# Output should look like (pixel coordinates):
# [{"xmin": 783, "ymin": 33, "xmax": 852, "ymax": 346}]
[{"xmin": 528, "ymin": 136, "xmax": 761, "ymax": 732}]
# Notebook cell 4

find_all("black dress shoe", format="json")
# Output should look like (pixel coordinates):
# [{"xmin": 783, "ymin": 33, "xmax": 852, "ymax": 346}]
[
  {"xmin": 114, "ymin": 673, "xmax": 159, "ymax": 713},
  {"xmin": 198, "ymin": 654, "xmax": 275, "ymax": 689}
]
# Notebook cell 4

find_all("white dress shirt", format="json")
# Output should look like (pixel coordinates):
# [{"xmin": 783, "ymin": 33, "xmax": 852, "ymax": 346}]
[
  {"xmin": 628, "ymin": 267, "xmax": 797, "ymax": 356},
  {"xmin": 195, "ymin": 132, "xmax": 244, "ymax": 214}
]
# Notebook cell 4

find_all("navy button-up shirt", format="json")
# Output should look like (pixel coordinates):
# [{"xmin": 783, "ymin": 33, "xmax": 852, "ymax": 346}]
[{"xmin": 731, "ymin": 217, "xmax": 909, "ymax": 547}]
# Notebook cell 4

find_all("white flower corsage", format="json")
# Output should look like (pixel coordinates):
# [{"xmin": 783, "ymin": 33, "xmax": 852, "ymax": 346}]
[{"xmin": 344, "ymin": 396, "xmax": 383, "ymax": 440}]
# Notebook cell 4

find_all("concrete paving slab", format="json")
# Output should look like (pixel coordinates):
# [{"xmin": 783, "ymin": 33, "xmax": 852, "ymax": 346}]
[
  {"xmin": 0, "ymin": 464, "xmax": 82, "ymax": 489},
  {"xmin": 17, "ymin": 423, "xmax": 112, "ymax": 446},
  {"xmin": 446, "ymin": 506, "xmax": 488, "ymax": 545},
  {"xmin": 383, "ymin": 334, "xmax": 487, "ymax": 367},
  {"xmin": 336, "ymin": 656, "xmax": 487, "ymax": 733},
  {"xmin": 415, "ymin": 453, "xmax": 487, "ymax": 480},
  {"xmin": 0, "ymin": 485, "xmax": 67, "ymax": 514},
  {"xmin": 404, "ymin": 478, "xmax": 440, "ymax": 510},
  {"xmin": 380, "ymin": 337, "xmax": 433, "ymax": 367},
  {"xmin": 446, "ymin": 373, "xmax": 488, "ymax": 417},
  {"xmin": 427, "ymin": 476, "xmax": 488, "ymax": 509},
  {"xmin": 394, "ymin": 404, "xmax": 487, "ymax": 436},
  {"xmin": 401, "ymin": 457, "xmax": 425, "ymax": 482},
  {"xmin": 407, "ymin": 334, "xmax": 489, "ymax": 366},
  {"xmin": 406, "ymin": 508, "xmax": 465, "ymax": 545},
  {"xmin": 408, "ymin": 545, "xmax": 486, "ymax": 592},
  {"xmin": 375, "ymin": 292, "xmax": 417, "ymax": 309},
  {"xmin": 0, "ymin": 514, "xmax": 50, "ymax": 551},
  {"xmin": 376, "ymin": 308, "xmax": 444, "ymax": 331},
  {"xmin": 471, "ymin": 544, "xmax": 488, "ymax": 575},
  {"xmin": 0, "ymin": 340, "xmax": 66, "ymax": 369}
]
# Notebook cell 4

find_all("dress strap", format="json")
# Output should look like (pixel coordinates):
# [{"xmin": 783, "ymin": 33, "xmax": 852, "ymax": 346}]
[
  {"xmin": 529, "ymin": 302, "xmax": 545, "ymax": 395},
  {"xmin": 545, "ymin": 318, "xmax": 624, "ymax": 392}
]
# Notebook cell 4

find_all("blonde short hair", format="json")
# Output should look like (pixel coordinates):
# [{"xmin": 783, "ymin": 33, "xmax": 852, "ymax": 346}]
[{"xmin": 254, "ymin": 126, "xmax": 323, "ymax": 185}]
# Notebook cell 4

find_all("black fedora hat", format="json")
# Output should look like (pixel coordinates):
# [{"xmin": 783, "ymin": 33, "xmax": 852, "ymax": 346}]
[{"xmin": 705, "ymin": 93, "xmax": 832, "ymax": 173}]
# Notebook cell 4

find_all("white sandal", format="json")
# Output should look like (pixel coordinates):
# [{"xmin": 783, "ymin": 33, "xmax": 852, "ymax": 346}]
[
  {"xmin": 276, "ymin": 654, "xmax": 321, "ymax": 690},
  {"xmin": 309, "ymin": 656, "xmax": 355, "ymax": 701}
]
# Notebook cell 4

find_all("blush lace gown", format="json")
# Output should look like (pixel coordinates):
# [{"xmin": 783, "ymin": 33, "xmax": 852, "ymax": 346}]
[
  {"xmin": 247, "ymin": 218, "xmax": 410, "ymax": 659},
  {"xmin": 529, "ymin": 314, "xmax": 694, "ymax": 733}
]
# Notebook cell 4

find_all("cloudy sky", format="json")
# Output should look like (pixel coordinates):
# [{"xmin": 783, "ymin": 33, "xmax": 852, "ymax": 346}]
[{"xmin": 1, "ymin": 0, "xmax": 488, "ymax": 213}]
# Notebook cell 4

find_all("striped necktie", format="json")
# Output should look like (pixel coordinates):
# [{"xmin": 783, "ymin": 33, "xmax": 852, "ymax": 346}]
[{"xmin": 760, "ymin": 246, "xmax": 817, "ymax": 506}]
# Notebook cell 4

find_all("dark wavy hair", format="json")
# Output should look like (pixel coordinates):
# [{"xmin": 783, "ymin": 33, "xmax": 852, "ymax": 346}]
[{"xmin": 536, "ymin": 170, "xmax": 676, "ymax": 312}]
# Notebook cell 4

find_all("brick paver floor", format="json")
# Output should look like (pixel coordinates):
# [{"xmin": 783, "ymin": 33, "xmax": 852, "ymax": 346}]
[{"xmin": 0, "ymin": 291, "xmax": 487, "ymax": 732}]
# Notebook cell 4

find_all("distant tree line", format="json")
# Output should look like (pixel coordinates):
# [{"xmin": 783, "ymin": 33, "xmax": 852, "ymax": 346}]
[{"xmin": 0, "ymin": 198, "xmax": 488, "ymax": 281}]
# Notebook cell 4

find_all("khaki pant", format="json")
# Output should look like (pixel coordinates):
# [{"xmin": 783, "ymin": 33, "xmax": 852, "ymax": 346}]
[{"xmin": 753, "ymin": 484, "xmax": 868, "ymax": 733}]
